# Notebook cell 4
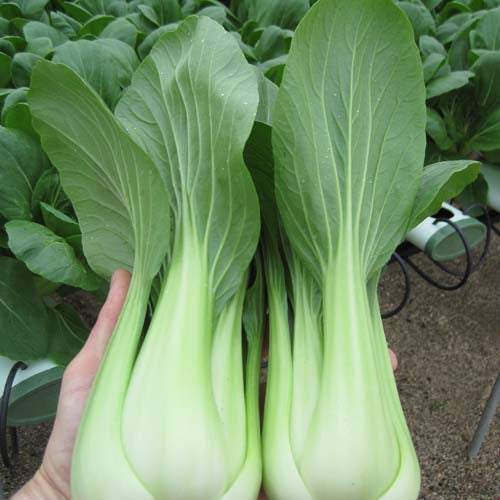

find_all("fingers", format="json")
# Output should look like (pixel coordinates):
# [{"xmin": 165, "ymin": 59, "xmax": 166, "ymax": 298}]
[
  {"xmin": 84, "ymin": 269, "xmax": 131, "ymax": 358},
  {"xmin": 389, "ymin": 348, "xmax": 398, "ymax": 371}
]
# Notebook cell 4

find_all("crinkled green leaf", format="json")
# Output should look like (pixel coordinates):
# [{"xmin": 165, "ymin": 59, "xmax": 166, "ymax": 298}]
[
  {"xmin": 0, "ymin": 125, "xmax": 47, "ymax": 220},
  {"xmin": 6, "ymin": 220, "xmax": 101, "ymax": 290},
  {"xmin": 29, "ymin": 61, "xmax": 170, "ymax": 280},
  {"xmin": 409, "ymin": 160, "xmax": 480, "ymax": 229}
]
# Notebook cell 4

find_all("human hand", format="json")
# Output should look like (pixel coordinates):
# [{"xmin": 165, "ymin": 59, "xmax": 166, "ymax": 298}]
[{"xmin": 13, "ymin": 270, "xmax": 131, "ymax": 500}]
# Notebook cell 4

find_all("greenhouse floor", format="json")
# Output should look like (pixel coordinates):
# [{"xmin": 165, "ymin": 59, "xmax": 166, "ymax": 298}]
[{"xmin": 1, "ymin": 238, "xmax": 499, "ymax": 499}]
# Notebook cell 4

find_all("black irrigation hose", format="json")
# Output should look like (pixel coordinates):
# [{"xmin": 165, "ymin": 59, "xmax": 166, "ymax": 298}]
[
  {"xmin": 0, "ymin": 362, "xmax": 27, "ymax": 468},
  {"xmin": 381, "ymin": 252, "xmax": 411, "ymax": 319},
  {"xmin": 402, "ymin": 218, "xmax": 472, "ymax": 291}
]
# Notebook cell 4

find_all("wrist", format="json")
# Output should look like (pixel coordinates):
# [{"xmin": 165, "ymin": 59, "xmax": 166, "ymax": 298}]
[{"xmin": 12, "ymin": 468, "xmax": 68, "ymax": 500}]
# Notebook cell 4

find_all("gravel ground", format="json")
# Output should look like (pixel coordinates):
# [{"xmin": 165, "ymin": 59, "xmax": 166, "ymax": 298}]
[{"xmin": 1, "ymin": 237, "xmax": 499, "ymax": 499}]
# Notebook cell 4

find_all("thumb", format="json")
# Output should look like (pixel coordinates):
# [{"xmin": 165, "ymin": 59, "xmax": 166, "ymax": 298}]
[{"xmin": 83, "ymin": 269, "xmax": 131, "ymax": 360}]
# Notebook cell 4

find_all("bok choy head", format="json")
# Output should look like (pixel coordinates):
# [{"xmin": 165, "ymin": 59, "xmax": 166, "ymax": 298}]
[
  {"xmin": 29, "ymin": 15, "xmax": 262, "ymax": 500},
  {"xmin": 262, "ymin": 0, "xmax": 480, "ymax": 499}
]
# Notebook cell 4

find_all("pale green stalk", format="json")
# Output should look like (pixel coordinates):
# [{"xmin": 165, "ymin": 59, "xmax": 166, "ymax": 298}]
[
  {"xmin": 289, "ymin": 253, "xmax": 322, "ymax": 462},
  {"xmin": 122, "ymin": 219, "xmax": 227, "ymax": 499},
  {"xmin": 223, "ymin": 260, "xmax": 264, "ymax": 500},
  {"xmin": 71, "ymin": 271, "xmax": 153, "ymax": 500},
  {"xmin": 262, "ymin": 241, "xmax": 312, "ymax": 500},
  {"xmin": 212, "ymin": 277, "xmax": 248, "ymax": 486},
  {"xmin": 367, "ymin": 276, "xmax": 420, "ymax": 500}
]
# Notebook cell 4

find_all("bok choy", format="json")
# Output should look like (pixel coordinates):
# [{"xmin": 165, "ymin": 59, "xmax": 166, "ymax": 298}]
[
  {"xmin": 29, "ymin": 15, "xmax": 262, "ymax": 500},
  {"xmin": 260, "ymin": 0, "xmax": 480, "ymax": 499}
]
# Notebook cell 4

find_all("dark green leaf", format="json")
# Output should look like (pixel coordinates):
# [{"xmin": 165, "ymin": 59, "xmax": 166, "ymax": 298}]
[
  {"xmin": 78, "ymin": 14, "xmax": 115, "ymax": 38},
  {"xmin": 466, "ymin": 107, "xmax": 500, "ymax": 151},
  {"xmin": 409, "ymin": 160, "xmax": 481, "ymax": 229},
  {"xmin": 423, "ymin": 53, "xmax": 446, "ymax": 82},
  {"xmin": 47, "ymin": 303, "xmax": 88, "ymax": 366},
  {"xmin": 62, "ymin": 1, "xmax": 93, "ymax": 23},
  {"xmin": 31, "ymin": 167, "xmax": 69, "ymax": 216},
  {"xmin": 6, "ymin": 220, "xmax": 101, "ymax": 290},
  {"xmin": 0, "ymin": 126, "xmax": 47, "ymax": 220},
  {"xmin": 137, "ymin": 23, "xmax": 179, "ymax": 59},
  {"xmin": 419, "ymin": 34, "xmax": 446, "ymax": 57},
  {"xmin": 10, "ymin": 0, "xmax": 49, "ymax": 17},
  {"xmin": 50, "ymin": 11, "xmax": 82, "ymax": 37},
  {"xmin": 52, "ymin": 38, "xmax": 139, "ymax": 108},
  {"xmin": 426, "ymin": 70, "xmax": 474, "ymax": 99},
  {"xmin": 0, "ymin": 38, "xmax": 15, "ymax": 56},
  {"xmin": 3, "ymin": 102, "xmax": 34, "ymax": 136},
  {"xmin": 11, "ymin": 52, "xmax": 43, "ymax": 87},
  {"xmin": 470, "ymin": 6, "xmax": 500, "ymax": 50},
  {"xmin": 99, "ymin": 17, "xmax": 138, "ymax": 46},
  {"xmin": 254, "ymin": 25, "xmax": 292, "ymax": 62},
  {"xmin": 3, "ymin": 35, "xmax": 26, "ymax": 51},
  {"xmin": 23, "ymin": 20, "xmax": 68, "ymax": 46},
  {"xmin": 26, "ymin": 36, "xmax": 53, "ymax": 57},
  {"xmin": 0, "ymin": 256, "xmax": 51, "ymax": 360},
  {"xmin": 0, "ymin": 52, "xmax": 11, "ymax": 86},
  {"xmin": 138, "ymin": 0, "xmax": 183, "ymax": 26},
  {"xmin": 426, "ymin": 107, "xmax": 454, "ymax": 150},
  {"xmin": 40, "ymin": 202, "xmax": 80, "ymax": 238},
  {"xmin": 471, "ymin": 51, "xmax": 500, "ymax": 109},
  {"xmin": 398, "ymin": 1, "xmax": 435, "ymax": 38},
  {"xmin": 0, "ymin": 3, "xmax": 22, "ymax": 20},
  {"xmin": 235, "ymin": 0, "xmax": 309, "ymax": 29},
  {"xmin": 456, "ymin": 173, "xmax": 489, "ymax": 210}
]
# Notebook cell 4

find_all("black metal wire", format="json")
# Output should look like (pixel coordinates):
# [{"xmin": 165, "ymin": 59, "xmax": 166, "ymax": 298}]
[
  {"xmin": 402, "ymin": 218, "xmax": 472, "ymax": 291},
  {"xmin": 381, "ymin": 252, "xmax": 411, "ymax": 319},
  {"xmin": 0, "ymin": 362, "xmax": 27, "ymax": 468}
]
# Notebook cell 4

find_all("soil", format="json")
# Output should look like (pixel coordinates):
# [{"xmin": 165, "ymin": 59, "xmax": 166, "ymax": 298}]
[{"xmin": 1, "ymin": 237, "xmax": 499, "ymax": 499}]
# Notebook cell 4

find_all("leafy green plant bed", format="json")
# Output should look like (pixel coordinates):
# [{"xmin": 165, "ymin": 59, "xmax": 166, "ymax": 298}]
[{"xmin": 0, "ymin": 0, "xmax": 498, "ymax": 499}]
